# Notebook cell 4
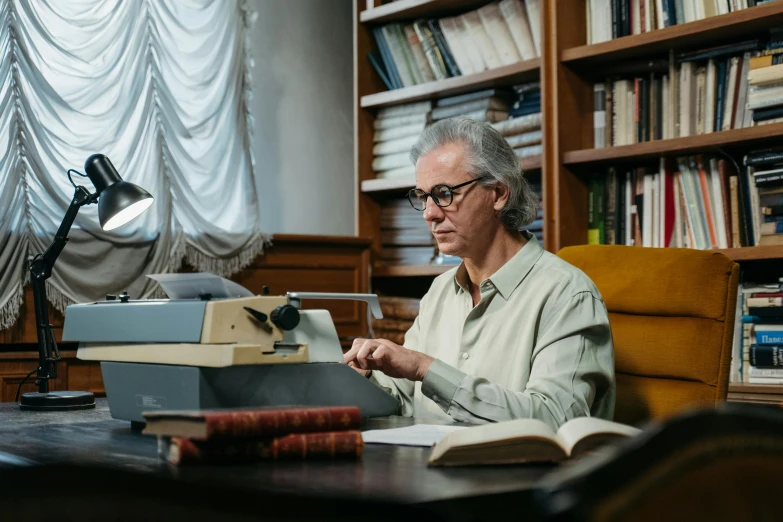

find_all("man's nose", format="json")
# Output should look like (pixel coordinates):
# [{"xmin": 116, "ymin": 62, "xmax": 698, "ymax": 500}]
[{"xmin": 423, "ymin": 200, "xmax": 444, "ymax": 222}]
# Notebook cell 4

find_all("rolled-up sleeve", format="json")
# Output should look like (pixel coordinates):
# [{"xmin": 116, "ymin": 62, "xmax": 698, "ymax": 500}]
[{"xmin": 421, "ymin": 291, "xmax": 615, "ymax": 429}]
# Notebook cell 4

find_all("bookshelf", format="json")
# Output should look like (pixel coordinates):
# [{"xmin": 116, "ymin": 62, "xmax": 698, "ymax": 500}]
[
  {"xmin": 355, "ymin": 1, "xmax": 783, "ymax": 399},
  {"xmin": 354, "ymin": 0, "xmax": 546, "ymax": 285},
  {"xmin": 361, "ymin": 59, "xmax": 540, "ymax": 108}
]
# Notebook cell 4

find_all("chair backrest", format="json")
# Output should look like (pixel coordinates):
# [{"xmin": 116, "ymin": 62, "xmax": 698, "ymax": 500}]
[
  {"xmin": 557, "ymin": 245, "xmax": 739, "ymax": 426},
  {"xmin": 534, "ymin": 404, "xmax": 783, "ymax": 522}
]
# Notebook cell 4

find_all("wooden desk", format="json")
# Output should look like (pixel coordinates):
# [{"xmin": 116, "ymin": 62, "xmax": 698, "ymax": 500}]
[{"xmin": 0, "ymin": 400, "xmax": 551, "ymax": 522}]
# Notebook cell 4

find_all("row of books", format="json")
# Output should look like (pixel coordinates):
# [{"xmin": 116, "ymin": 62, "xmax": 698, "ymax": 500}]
[
  {"xmin": 369, "ymin": 0, "xmax": 542, "ymax": 90},
  {"xmin": 373, "ymin": 86, "xmax": 542, "ymax": 180},
  {"xmin": 593, "ymin": 36, "xmax": 783, "ymax": 147},
  {"xmin": 732, "ymin": 280, "xmax": 783, "ymax": 384},
  {"xmin": 143, "ymin": 405, "xmax": 364, "ymax": 465},
  {"xmin": 587, "ymin": 0, "xmax": 773, "ymax": 45},
  {"xmin": 587, "ymin": 155, "xmax": 739, "ymax": 248}
]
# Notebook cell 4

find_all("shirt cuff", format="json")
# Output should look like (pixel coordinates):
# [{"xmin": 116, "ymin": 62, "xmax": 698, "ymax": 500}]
[{"xmin": 421, "ymin": 359, "xmax": 466, "ymax": 413}]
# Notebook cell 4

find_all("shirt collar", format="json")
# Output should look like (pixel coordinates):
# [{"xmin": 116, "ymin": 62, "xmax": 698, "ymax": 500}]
[{"xmin": 452, "ymin": 231, "xmax": 544, "ymax": 300}]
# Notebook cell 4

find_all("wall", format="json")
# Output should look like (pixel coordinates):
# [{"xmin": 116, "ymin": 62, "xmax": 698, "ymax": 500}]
[{"xmin": 248, "ymin": 0, "xmax": 355, "ymax": 236}]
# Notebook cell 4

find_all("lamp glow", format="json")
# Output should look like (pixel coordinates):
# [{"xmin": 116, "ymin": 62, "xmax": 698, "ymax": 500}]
[{"xmin": 102, "ymin": 197, "xmax": 154, "ymax": 231}]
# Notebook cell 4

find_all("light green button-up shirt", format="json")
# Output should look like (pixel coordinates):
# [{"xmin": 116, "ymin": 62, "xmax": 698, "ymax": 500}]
[{"xmin": 371, "ymin": 233, "xmax": 615, "ymax": 429}]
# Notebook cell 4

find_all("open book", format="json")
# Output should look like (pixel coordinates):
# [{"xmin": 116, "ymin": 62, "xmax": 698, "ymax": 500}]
[{"xmin": 428, "ymin": 417, "xmax": 641, "ymax": 467}]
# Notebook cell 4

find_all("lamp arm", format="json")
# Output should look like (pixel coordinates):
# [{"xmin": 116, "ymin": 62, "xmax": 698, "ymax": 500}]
[
  {"xmin": 28, "ymin": 185, "xmax": 96, "ymax": 394},
  {"xmin": 32, "ymin": 186, "xmax": 96, "ymax": 280}
]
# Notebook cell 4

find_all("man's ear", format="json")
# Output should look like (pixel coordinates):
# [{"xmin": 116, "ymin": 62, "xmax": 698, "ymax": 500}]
[{"xmin": 493, "ymin": 182, "xmax": 510, "ymax": 212}]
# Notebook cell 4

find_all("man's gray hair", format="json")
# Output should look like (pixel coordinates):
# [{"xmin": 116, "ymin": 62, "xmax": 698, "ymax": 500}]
[{"xmin": 409, "ymin": 117, "xmax": 539, "ymax": 230}]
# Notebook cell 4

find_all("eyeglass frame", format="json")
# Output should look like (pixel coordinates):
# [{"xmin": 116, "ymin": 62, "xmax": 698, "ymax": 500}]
[{"xmin": 407, "ymin": 176, "xmax": 489, "ymax": 211}]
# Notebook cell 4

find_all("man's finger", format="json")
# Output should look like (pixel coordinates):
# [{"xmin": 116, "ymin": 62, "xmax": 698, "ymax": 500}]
[
  {"xmin": 343, "ymin": 338, "xmax": 367, "ymax": 362},
  {"xmin": 356, "ymin": 339, "xmax": 378, "ymax": 369}
]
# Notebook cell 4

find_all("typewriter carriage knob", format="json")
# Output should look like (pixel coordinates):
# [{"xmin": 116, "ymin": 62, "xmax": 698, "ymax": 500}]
[{"xmin": 270, "ymin": 305, "xmax": 300, "ymax": 331}]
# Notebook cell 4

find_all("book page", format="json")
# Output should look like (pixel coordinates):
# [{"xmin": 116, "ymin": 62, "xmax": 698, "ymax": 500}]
[
  {"xmin": 555, "ymin": 417, "xmax": 641, "ymax": 457},
  {"xmin": 362, "ymin": 424, "xmax": 467, "ymax": 447},
  {"xmin": 428, "ymin": 418, "xmax": 561, "ymax": 465}
]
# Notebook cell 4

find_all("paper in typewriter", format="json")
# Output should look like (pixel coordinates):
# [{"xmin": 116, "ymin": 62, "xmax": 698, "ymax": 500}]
[{"xmin": 147, "ymin": 273, "xmax": 254, "ymax": 300}]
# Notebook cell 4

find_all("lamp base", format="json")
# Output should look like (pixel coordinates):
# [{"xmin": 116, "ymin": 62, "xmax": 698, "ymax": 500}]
[{"xmin": 19, "ymin": 391, "xmax": 96, "ymax": 411}]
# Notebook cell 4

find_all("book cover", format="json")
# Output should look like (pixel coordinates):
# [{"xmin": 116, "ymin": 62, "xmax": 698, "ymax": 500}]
[
  {"xmin": 143, "ymin": 406, "xmax": 362, "ymax": 441},
  {"xmin": 161, "ymin": 430, "xmax": 364, "ymax": 465}
]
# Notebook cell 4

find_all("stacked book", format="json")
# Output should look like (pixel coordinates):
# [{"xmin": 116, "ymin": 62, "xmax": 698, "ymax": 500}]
[
  {"xmin": 746, "ymin": 147, "xmax": 783, "ymax": 246},
  {"xmin": 369, "ymin": 0, "xmax": 541, "ymax": 90},
  {"xmin": 491, "ymin": 111, "xmax": 543, "ymax": 159},
  {"xmin": 142, "ymin": 405, "xmax": 364, "ymax": 465},
  {"xmin": 380, "ymin": 197, "xmax": 435, "ymax": 266},
  {"xmin": 430, "ymin": 88, "xmax": 512, "ymax": 124},
  {"xmin": 372, "ymin": 296, "xmax": 421, "ymax": 345},
  {"xmin": 731, "ymin": 280, "xmax": 783, "ymax": 384},
  {"xmin": 587, "ymin": 155, "xmax": 743, "ymax": 248},
  {"xmin": 373, "ymin": 101, "xmax": 431, "ymax": 180},
  {"xmin": 746, "ymin": 32, "xmax": 783, "ymax": 125},
  {"xmin": 587, "ymin": 0, "xmax": 769, "ymax": 44},
  {"xmin": 372, "ymin": 86, "xmax": 542, "ymax": 179}
]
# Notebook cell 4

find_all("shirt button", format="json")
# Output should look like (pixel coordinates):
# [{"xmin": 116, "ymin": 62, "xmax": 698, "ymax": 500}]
[{"xmin": 461, "ymin": 352, "xmax": 469, "ymax": 360}]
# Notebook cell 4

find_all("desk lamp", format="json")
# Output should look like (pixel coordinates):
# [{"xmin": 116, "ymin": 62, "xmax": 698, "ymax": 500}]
[{"xmin": 19, "ymin": 154, "xmax": 153, "ymax": 411}]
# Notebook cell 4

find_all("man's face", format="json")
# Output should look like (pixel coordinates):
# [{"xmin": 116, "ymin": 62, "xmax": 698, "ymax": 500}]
[{"xmin": 414, "ymin": 142, "xmax": 500, "ymax": 258}]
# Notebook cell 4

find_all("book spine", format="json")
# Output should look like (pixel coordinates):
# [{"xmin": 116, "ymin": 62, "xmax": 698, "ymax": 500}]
[
  {"xmin": 165, "ymin": 431, "xmax": 364, "ymax": 465},
  {"xmin": 373, "ymin": 28, "xmax": 402, "ymax": 89},
  {"xmin": 203, "ymin": 406, "xmax": 361, "ymax": 440},
  {"xmin": 428, "ymin": 20, "xmax": 461, "ymax": 76},
  {"xmin": 413, "ymin": 21, "xmax": 449, "ymax": 80},
  {"xmin": 746, "ymin": 151, "xmax": 783, "ymax": 165},
  {"xmin": 756, "ymin": 332, "xmax": 783, "ymax": 344}
]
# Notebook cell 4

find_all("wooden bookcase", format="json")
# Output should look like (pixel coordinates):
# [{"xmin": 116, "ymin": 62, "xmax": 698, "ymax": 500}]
[
  {"xmin": 354, "ymin": 1, "xmax": 783, "ymax": 392},
  {"xmin": 355, "ymin": 0, "xmax": 545, "ymax": 287}
]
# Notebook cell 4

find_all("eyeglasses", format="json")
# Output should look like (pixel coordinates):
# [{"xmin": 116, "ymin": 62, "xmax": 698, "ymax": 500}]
[{"xmin": 407, "ymin": 176, "xmax": 487, "ymax": 211}]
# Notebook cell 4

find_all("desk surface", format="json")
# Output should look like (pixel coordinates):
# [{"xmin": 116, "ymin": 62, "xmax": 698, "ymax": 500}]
[{"xmin": 0, "ymin": 400, "xmax": 551, "ymax": 519}]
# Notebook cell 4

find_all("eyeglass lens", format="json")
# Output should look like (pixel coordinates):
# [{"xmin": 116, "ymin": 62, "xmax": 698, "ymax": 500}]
[{"xmin": 408, "ymin": 185, "xmax": 453, "ymax": 211}]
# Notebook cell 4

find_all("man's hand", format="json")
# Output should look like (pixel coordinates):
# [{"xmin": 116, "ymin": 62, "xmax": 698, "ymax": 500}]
[{"xmin": 344, "ymin": 338, "xmax": 434, "ymax": 381}]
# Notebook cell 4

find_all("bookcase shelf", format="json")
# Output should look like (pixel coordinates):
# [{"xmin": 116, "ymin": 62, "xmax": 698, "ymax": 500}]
[
  {"xmin": 562, "ymin": 123, "xmax": 783, "ymax": 167},
  {"xmin": 728, "ymin": 382, "xmax": 783, "ymax": 405},
  {"xmin": 561, "ymin": 2, "xmax": 783, "ymax": 67},
  {"xmin": 373, "ymin": 264, "xmax": 453, "ymax": 277},
  {"xmin": 361, "ymin": 155, "xmax": 542, "ymax": 194},
  {"xmin": 361, "ymin": 60, "xmax": 541, "ymax": 109},
  {"xmin": 717, "ymin": 246, "xmax": 783, "ymax": 263},
  {"xmin": 360, "ymin": 0, "xmax": 493, "ymax": 24}
]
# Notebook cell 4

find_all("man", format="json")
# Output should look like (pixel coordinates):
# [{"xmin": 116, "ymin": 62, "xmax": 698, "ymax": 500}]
[{"xmin": 345, "ymin": 117, "xmax": 615, "ymax": 429}]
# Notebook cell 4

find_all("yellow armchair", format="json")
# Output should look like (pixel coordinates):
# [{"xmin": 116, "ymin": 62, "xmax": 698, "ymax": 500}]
[{"xmin": 557, "ymin": 245, "xmax": 739, "ymax": 426}]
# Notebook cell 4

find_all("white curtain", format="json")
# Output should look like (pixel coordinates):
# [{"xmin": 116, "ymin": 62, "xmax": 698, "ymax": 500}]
[{"xmin": 0, "ymin": 0, "xmax": 269, "ymax": 329}]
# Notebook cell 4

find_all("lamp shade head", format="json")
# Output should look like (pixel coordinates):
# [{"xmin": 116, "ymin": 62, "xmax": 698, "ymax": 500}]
[
  {"xmin": 99, "ymin": 181, "xmax": 154, "ymax": 231},
  {"xmin": 84, "ymin": 154, "xmax": 154, "ymax": 231}
]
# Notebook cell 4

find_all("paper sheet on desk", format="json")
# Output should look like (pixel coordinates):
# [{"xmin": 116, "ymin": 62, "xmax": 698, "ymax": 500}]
[
  {"xmin": 147, "ymin": 273, "xmax": 253, "ymax": 300},
  {"xmin": 362, "ymin": 424, "xmax": 468, "ymax": 447}
]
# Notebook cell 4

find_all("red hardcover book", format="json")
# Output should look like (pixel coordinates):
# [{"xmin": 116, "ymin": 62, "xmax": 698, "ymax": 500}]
[
  {"xmin": 161, "ymin": 431, "xmax": 364, "ymax": 465},
  {"xmin": 663, "ymin": 158, "xmax": 675, "ymax": 247},
  {"xmin": 142, "ymin": 406, "xmax": 361, "ymax": 441}
]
